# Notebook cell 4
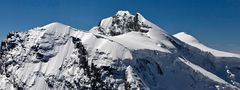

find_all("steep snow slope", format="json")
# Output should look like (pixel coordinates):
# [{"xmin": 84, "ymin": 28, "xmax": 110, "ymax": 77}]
[
  {"xmin": 0, "ymin": 11, "xmax": 240, "ymax": 90},
  {"xmin": 174, "ymin": 32, "xmax": 240, "ymax": 58},
  {"xmin": 172, "ymin": 32, "xmax": 240, "ymax": 88},
  {"xmin": 90, "ymin": 10, "xmax": 175, "ymax": 52}
]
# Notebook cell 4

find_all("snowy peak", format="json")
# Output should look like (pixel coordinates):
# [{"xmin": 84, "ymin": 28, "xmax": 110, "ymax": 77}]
[
  {"xmin": 1, "ymin": 10, "xmax": 240, "ymax": 90},
  {"xmin": 174, "ymin": 32, "xmax": 200, "ymax": 43},
  {"xmin": 41, "ymin": 22, "xmax": 76, "ymax": 33},
  {"xmin": 115, "ymin": 10, "xmax": 146, "ymax": 21},
  {"xmin": 174, "ymin": 32, "xmax": 240, "ymax": 58},
  {"xmin": 42, "ymin": 22, "xmax": 70, "ymax": 29},
  {"xmin": 115, "ymin": 10, "xmax": 132, "ymax": 16},
  {"xmin": 90, "ymin": 10, "xmax": 154, "ymax": 36},
  {"xmin": 37, "ymin": 22, "xmax": 78, "ymax": 40}
]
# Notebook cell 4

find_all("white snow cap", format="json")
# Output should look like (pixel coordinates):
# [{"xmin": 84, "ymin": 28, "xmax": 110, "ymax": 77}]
[
  {"xmin": 116, "ymin": 10, "xmax": 131, "ymax": 16},
  {"xmin": 174, "ymin": 32, "xmax": 199, "ymax": 43},
  {"xmin": 115, "ymin": 10, "xmax": 145, "ymax": 19},
  {"xmin": 90, "ymin": 10, "xmax": 166, "ymax": 37},
  {"xmin": 42, "ymin": 22, "xmax": 68, "ymax": 29},
  {"xmin": 174, "ymin": 32, "xmax": 240, "ymax": 58},
  {"xmin": 1, "ymin": 10, "xmax": 240, "ymax": 90}
]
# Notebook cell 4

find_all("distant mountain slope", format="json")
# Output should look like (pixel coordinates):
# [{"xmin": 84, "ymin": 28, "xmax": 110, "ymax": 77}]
[
  {"xmin": 0, "ymin": 11, "xmax": 240, "ymax": 90},
  {"xmin": 174, "ymin": 32, "xmax": 240, "ymax": 58}
]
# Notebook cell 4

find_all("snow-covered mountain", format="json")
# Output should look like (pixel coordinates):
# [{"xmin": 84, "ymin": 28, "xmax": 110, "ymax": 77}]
[{"xmin": 0, "ymin": 10, "xmax": 240, "ymax": 90}]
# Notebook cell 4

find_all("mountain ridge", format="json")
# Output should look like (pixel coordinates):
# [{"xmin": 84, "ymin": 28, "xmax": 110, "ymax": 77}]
[
  {"xmin": 174, "ymin": 32, "xmax": 240, "ymax": 58},
  {"xmin": 0, "ymin": 11, "xmax": 240, "ymax": 90}
]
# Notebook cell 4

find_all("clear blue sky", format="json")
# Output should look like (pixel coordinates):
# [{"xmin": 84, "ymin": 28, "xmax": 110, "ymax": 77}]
[{"xmin": 0, "ymin": 0, "xmax": 240, "ymax": 53}]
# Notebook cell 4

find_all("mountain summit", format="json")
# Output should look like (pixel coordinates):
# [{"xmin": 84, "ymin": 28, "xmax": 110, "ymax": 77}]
[
  {"xmin": 0, "ymin": 11, "xmax": 240, "ymax": 90},
  {"xmin": 90, "ymin": 10, "xmax": 165, "ymax": 36}
]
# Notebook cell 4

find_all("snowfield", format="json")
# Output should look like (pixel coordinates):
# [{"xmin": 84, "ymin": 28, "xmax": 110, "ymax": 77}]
[
  {"xmin": 174, "ymin": 32, "xmax": 240, "ymax": 58},
  {"xmin": 0, "ymin": 10, "xmax": 240, "ymax": 90}
]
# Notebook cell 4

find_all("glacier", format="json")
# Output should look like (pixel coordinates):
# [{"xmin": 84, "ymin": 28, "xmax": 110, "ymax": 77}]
[{"xmin": 0, "ymin": 10, "xmax": 240, "ymax": 90}]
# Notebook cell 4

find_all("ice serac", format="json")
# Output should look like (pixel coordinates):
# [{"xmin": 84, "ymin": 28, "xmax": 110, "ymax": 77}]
[{"xmin": 0, "ymin": 11, "xmax": 240, "ymax": 90}]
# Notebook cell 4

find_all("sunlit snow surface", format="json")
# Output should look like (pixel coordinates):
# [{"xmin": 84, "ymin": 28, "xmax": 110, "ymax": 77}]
[
  {"xmin": 0, "ymin": 11, "xmax": 240, "ymax": 90},
  {"xmin": 174, "ymin": 32, "xmax": 240, "ymax": 58}
]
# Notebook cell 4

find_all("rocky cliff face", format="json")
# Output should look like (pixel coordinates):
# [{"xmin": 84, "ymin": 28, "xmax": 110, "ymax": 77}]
[{"xmin": 0, "ymin": 11, "xmax": 240, "ymax": 90}]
